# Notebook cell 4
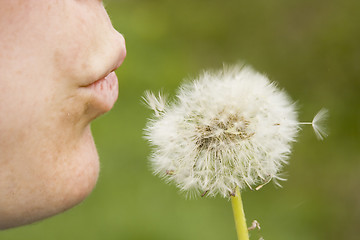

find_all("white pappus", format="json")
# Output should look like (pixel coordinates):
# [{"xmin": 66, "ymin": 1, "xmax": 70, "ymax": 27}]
[{"xmin": 144, "ymin": 64, "xmax": 327, "ymax": 198}]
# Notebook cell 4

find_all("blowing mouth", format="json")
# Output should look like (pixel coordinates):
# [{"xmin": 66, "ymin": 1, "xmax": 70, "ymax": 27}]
[
  {"xmin": 82, "ymin": 71, "xmax": 119, "ymax": 114},
  {"xmin": 81, "ymin": 36, "xmax": 126, "ymax": 114}
]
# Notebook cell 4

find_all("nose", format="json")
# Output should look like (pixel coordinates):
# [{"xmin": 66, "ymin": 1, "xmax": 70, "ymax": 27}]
[{"xmin": 115, "ymin": 32, "xmax": 126, "ymax": 69}]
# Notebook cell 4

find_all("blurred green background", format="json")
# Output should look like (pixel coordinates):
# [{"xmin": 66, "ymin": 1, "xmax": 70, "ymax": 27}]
[{"xmin": 2, "ymin": 0, "xmax": 359, "ymax": 239}]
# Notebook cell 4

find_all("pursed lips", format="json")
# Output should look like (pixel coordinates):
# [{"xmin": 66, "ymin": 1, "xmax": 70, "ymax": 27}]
[{"xmin": 78, "ymin": 40, "xmax": 126, "ymax": 115}]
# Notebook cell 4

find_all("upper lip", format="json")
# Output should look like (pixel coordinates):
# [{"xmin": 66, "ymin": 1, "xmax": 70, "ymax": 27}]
[
  {"xmin": 82, "ymin": 43, "xmax": 126, "ymax": 87},
  {"xmin": 98, "ymin": 50, "xmax": 126, "ymax": 82},
  {"xmin": 108, "ymin": 49, "xmax": 126, "ymax": 76}
]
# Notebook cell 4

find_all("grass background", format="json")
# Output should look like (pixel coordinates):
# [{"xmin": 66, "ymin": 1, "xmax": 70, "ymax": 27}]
[{"xmin": 1, "ymin": 0, "xmax": 359, "ymax": 239}]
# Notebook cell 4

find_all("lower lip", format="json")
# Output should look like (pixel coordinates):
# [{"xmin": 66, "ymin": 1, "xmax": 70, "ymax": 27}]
[{"xmin": 84, "ymin": 71, "xmax": 119, "ymax": 112}]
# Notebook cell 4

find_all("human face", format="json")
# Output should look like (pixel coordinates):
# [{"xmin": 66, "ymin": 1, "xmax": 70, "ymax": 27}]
[{"xmin": 0, "ymin": 0, "xmax": 126, "ymax": 229}]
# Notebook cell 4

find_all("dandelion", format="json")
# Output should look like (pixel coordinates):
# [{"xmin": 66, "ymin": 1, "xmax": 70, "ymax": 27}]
[{"xmin": 144, "ymin": 64, "xmax": 327, "ymax": 240}]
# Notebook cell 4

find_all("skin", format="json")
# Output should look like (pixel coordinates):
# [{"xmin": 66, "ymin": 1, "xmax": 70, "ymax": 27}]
[{"xmin": 0, "ymin": 0, "xmax": 126, "ymax": 229}]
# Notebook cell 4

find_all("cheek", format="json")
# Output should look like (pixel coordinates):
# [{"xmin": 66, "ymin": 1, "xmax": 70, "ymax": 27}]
[{"xmin": 52, "ymin": 38, "xmax": 94, "ymax": 85}]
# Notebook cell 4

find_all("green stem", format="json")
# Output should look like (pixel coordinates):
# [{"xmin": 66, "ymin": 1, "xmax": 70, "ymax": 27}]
[{"xmin": 231, "ymin": 186, "xmax": 249, "ymax": 240}]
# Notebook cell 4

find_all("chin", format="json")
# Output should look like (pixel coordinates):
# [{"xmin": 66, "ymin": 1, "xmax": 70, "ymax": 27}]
[
  {"xmin": 0, "ymin": 126, "xmax": 100, "ymax": 230},
  {"xmin": 37, "ymin": 126, "xmax": 101, "ymax": 227},
  {"xmin": 58, "ymin": 126, "xmax": 100, "ymax": 210}
]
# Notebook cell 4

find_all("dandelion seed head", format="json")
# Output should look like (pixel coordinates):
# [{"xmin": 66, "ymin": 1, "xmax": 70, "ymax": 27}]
[{"xmin": 144, "ymin": 65, "xmax": 299, "ymax": 197}]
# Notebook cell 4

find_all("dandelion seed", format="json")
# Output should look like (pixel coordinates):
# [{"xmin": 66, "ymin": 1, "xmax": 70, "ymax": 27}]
[
  {"xmin": 248, "ymin": 220, "xmax": 261, "ymax": 231},
  {"xmin": 312, "ymin": 108, "xmax": 329, "ymax": 140},
  {"xmin": 142, "ymin": 91, "xmax": 167, "ymax": 117},
  {"xmin": 255, "ymin": 177, "xmax": 272, "ymax": 191},
  {"xmin": 300, "ymin": 108, "xmax": 329, "ymax": 140}
]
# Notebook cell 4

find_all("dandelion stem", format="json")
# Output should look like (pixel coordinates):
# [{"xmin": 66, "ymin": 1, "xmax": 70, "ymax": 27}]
[{"xmin": 231, "ymin": 186, "xmax": 249, "ymax": 240}]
